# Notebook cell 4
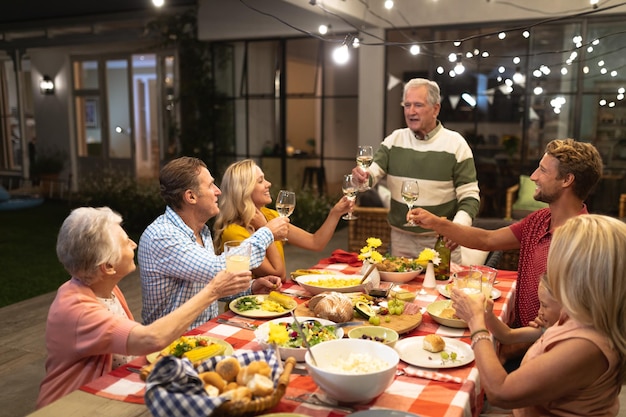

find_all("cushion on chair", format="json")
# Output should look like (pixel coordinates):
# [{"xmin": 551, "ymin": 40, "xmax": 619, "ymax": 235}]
[
  {"xmin": 0, "ymin": 186, "xmax": 10, "ymax": 202},
  {"xmin": 511, "ymin": 175, "xmax": 548, "ymax": 218}
]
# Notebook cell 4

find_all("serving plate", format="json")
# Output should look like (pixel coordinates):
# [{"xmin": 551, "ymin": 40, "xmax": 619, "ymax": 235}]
[
  {"xmin": 426, "ymin": 300, "xmax": 468, "ymax": 329},
  {"xmin": 294, "ymin": 274, "xmax": 368, "ymax": 295},
  {"xmin": 379, "ymin": 270, "xmax": 422, "ymax": 283},
  {"xmin": 146, "ymin": 336, "xmax": 234, "ymax": 363},
  {"xmin": 229, "ymin": 294, "xmax": 297, "ymax": 319},
  {"xmin": 394, "ymin": 336, "xmax": 474, "ymax": 369},
  {"xmin": 254, "ymin": 316, "xmax": 343, "ymax": 362},
  {"xmin": 436, "ymin": 284, "xmax": 501, "ymax": 300}
]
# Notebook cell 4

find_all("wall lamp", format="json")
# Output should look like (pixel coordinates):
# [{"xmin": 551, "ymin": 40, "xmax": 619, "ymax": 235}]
[{"xmin": 40, "ymin": 75, "xmax": 55, "ymax": 95}]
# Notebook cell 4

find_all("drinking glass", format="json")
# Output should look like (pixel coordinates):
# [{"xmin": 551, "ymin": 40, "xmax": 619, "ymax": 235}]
[
  {"xmin": 470, "ymin": 265, "xmax": 498, "ymax": 300},
  {"xmin": 401, "ymin": 180, "xmax": 420, "ymax": 226},
  {"xmin": 356, "ymin": 145, "xmax": 373, "ymax": 191},
  {"xmin": 224, "ymin": 240, "xmax": 251, "ymax": 273},
  {"xmin": 342, "ymin": 174, "xmax": 358, "ymax": 220},
  {"xmin": 276, "ymin": 190, "xmax": 296, "ymax": 241},
  {"xmin": 453, "ymin": 270, "xmax": 483, "ymax": 298}
]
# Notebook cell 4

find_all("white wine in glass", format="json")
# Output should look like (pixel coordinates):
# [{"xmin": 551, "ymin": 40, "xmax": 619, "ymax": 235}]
[
  {"xmin": 356, "ymin": 145, "xmax": 373, "ymax": 191},
  {"xmin": 401, "ymin": 180, "xmax": 419, "ymax": 226},
  {"xmin": 342, "ymin": 174, "xmax": 358, "ymax": 220},
  {"xmin": 276, "ymin": 190, "xmax": 296, "ymax": 241}
]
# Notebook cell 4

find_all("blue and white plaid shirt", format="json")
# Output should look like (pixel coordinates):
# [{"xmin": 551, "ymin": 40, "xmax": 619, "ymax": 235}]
[{"xmin": 138, "ymin": 206, "xmax": 273, "ymax": 330}]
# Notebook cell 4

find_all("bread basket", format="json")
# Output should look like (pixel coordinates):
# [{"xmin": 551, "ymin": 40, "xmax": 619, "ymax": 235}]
[
  {"xmin": 144, "ymin": 349, "xmax": 296, "ymax": 417},
  {"xmin": 213, "ymin": 356, "xmax": 295, "ymax": 416}
]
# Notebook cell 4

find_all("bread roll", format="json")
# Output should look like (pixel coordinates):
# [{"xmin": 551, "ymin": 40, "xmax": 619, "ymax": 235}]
[
  {"xmin": 423, "ymin": 334, "xmax": 446, "ymax": 353},
  {"xmin": 309, "ymin": 291, "xmax": 354, "ymax": 323},
  {"xmin": 222, "ymin": 386, "xmax": 252, "ymax": 401},
  {"xmin": 236, "ymin": 360, "xmax": 272, "ymax": 385},
  {"xmin": 215, "ymin": 356, "xmax": 241, "ymax": 382},
  {"xmin": 247, "ymin": 373, "xmax": 274, "ymax": 397},
  {"xmin": 198, "ymin": 371, "xmax": 227, "ymax": 393},
  {"xmin": 204, "ymin": 384, "xmax": 220, "ymax": 397}
]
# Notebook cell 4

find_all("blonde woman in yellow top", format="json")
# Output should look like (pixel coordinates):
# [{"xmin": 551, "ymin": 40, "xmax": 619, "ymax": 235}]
[{"xmin": 213, "ymin": 160, "xmax": 353, "ymax": 281}]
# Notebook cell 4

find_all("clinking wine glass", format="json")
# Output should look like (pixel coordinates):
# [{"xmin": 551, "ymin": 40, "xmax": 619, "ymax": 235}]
[
  {"xmin": 342, "ymin": 174, "xmax": 358, "ymax": 220},
  {"xmin": 276, "ymin": 190, "xmax": 295, "ymax": 241},
  {"xmin": 402, "ymin": 180, "xmax": 420, "ymax": 226},
  {"xmin": 356, "ymin": 145, "xmax": 373, "ymax": 191}
]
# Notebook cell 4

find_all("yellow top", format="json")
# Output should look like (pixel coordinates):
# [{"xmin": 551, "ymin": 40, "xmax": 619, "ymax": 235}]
[{"xmin": 220, "ymin": 206, "xmax": 285, "ymax": 265}]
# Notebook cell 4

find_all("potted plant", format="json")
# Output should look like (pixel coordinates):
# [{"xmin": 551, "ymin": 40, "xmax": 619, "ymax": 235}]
[{"xmin": 33, "ymin": 147, "xmax": 65, "ymax": 178}]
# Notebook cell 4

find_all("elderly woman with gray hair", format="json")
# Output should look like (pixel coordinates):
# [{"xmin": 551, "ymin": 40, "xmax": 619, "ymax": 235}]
[{"xmin": 36, "ymin": 207, "xmax": 252, "ymax": 408}]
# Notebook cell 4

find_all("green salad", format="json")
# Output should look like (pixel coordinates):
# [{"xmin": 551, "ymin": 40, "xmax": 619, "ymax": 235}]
[{"xmin": 276, "ymin": 320, "xmax": 338, "ymax": 348}]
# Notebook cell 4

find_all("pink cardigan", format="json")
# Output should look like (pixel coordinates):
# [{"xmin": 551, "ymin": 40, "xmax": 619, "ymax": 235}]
[{"xmin": 36, "ymin": 278, "xmax": 139, "ymax": 408}]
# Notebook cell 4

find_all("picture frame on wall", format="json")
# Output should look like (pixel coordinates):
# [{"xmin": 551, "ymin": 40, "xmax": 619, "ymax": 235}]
[{"xmin": 85, "ymin": 98, "xmax": 99, "ymax": 128}]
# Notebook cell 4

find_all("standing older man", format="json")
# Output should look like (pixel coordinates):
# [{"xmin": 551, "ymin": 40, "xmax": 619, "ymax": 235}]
[
  {"xmin": 353, "ymin": 78, "xmax": 480, "ymax": 263},
  {"xmin": 138, "ymin": 157, "xmax": 289, "ymax": 330}
]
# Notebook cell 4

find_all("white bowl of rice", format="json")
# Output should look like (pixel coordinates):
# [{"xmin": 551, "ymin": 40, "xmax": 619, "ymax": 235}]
[{"xmin": 304, "ymin": 338, "xmax": 399, "ymax": 403}]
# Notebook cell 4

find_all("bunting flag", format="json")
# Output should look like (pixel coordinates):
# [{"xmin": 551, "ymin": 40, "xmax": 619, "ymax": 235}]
[
  {"xmin": 449, "ymin": 95, "xmax": 460, "ymax": 109},
  {"xmin": 484, "ymin": 88, "xmax": 495, "ymax": 105},
  {"xmin": 387, "ymin": 74, "xmax": 402, "ymax": 91}
]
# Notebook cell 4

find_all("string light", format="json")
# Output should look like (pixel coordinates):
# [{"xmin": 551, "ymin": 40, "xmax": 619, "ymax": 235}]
[
  {"xmin": 318, "ymin": 24, "xmax": 330, "ymax": 35},
  {"xmin": 332, "ymin": 44, "xmax": 350, "ymax": 64},
  {"xmin": 384, "ymin": 0, "xmax": 394, "ymax": 10},
  {"xmin": 409, "ymin": 44, "xmax": 420, "ymax": 55}
]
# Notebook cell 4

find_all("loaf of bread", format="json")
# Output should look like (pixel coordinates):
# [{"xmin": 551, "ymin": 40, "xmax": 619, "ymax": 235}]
[
  {"xmin": 308, "ymin": 291, "xmax": 354, "ymax": 323},
  {"xmin": 423, "ymin": 334, "xmax": 446, "ymax": 353}
]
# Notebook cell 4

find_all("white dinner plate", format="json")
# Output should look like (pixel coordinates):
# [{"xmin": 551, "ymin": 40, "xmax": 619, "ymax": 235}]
[
  {"xmin": 229, "ymin": 294, "xmax": 297, "ymax": 318},
  {"xmin": 436, "ymin": 284, "xmax": 501, "ymax": 300},
  {"xmin": 394, "ymin": 336, "xmax": 474, "ymax": 369}
]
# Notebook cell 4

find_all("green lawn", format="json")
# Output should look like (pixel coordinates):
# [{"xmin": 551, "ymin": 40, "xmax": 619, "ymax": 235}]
[
  {"xmin": 0, "ymin": 201, "xmax": 73, "ymax": 307},
  {"xmin": 0, "ymin": 200, "xmax": 147, "ymax": 308}
]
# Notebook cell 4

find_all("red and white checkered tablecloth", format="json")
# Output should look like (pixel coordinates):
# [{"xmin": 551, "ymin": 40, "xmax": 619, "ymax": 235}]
[{"xmin": 80, "ymin": 263, "xmax": 517, "ymax": 417}]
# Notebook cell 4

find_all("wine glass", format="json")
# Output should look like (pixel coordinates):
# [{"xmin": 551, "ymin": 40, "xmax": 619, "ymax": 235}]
[
  {"xmin": 342, "ymin": 174, "xmax": 358, "ymax": 220},
  {"xmin": 401, "ymin": 180, "xmax": 419, "ymax": 226},
  {"xmin": 276, "ymin": 190, "xmax": 296, "ymax": 241},
  {"xmin": 356, "ymin": 145, "xmax": 373, "ymax": 191}
]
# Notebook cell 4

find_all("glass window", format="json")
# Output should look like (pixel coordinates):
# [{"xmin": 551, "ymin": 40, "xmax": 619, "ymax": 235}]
[
  {"xmin": 106, "ymin": 59, "xmax": 131, "ymax": 159},
  {"xmin": 73, "ymin": 60, "xmax": 99, "ymax": 90}
]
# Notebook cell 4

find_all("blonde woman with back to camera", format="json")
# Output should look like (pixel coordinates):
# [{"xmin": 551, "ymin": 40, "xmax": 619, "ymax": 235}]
[{"xmin": 451, "ymin": 214, "xmax": 626, "ymax": 416}]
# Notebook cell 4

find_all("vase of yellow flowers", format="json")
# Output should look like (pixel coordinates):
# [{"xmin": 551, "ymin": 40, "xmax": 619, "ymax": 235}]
[
  {"xmin": 357, "ymin": 237, "xmax": 382, "ymax": 287},
  {"xmin": 416, "ymin": 248, "xmax": 440, "ymax": 289}
]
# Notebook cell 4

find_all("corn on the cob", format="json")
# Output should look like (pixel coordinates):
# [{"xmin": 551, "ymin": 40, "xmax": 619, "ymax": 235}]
[
  {"xmin": 182, "ymin": 343, "xmax": 226, "ymax": 362},
  {"xmin": 267, "ymin": 291, "xmax": 296, "ymax": 309}
]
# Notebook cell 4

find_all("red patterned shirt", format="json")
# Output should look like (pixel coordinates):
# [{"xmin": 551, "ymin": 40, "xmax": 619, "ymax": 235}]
[{"xmin": 508, "ymin": 205, "xmax": 588, "ymax": 327}]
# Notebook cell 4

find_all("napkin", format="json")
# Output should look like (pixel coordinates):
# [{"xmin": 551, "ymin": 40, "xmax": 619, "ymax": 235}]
[
  {"xmin": 145, "ymin": 349, "xmax": 282, "ymax": 417},
  {"xmin": 400, "ymin": 365, "xmax": 464, "ymax": 384},
  {"xmin": 318, "ymin": 249, "xmax": 363, "ymax": 267}
]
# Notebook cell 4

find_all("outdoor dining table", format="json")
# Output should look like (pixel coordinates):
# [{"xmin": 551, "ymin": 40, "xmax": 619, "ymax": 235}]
[{"xmin": 27, "ymin": 262, "xmax": 518, "ymax": 417}]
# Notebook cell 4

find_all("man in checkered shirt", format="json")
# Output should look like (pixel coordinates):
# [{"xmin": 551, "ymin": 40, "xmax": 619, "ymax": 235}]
[{"xmin": 138, "ymin": 157, "xmax": 289, "ymax": 330}]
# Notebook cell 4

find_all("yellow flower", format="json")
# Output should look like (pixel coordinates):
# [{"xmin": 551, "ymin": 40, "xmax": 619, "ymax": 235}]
[
  {"xmin": 366, "ymin": 237, "xmax": 382, "ymax": 248},
  {"xmin": 416, "ymin": 248, "xmax": 441, "ymax": 266},
  {"xmin": 358, "ymin": 236, "xmax": 384, "ymax": 264}
]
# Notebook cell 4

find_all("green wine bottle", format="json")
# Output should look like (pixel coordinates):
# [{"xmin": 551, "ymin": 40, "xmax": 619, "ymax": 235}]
[{"xmin": 434, "ymin": 233, "xmax": 450, "ymax": 280}]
